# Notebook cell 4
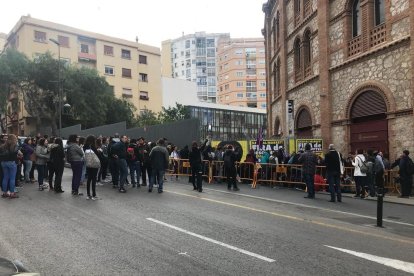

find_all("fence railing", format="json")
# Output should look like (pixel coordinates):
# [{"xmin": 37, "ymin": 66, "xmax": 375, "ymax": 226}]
[{"xmin": 165, "ymin": 159, "xmax": 402, "ymax": 195}]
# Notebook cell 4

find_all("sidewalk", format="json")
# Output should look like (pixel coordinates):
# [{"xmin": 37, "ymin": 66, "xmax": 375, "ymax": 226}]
[{"xmin": 338, "ymin": 192, "xmax": 414, "ymax": 206}]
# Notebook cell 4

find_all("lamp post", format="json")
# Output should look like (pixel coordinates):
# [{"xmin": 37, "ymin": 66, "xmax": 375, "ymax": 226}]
[{"xmin": 49, "ymin": 38, "xmax": 62, "ymax": 137}]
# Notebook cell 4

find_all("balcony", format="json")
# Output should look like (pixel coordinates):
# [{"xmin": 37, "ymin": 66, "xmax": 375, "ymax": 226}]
[
  {"xmin": 348, "ymin": 35, "xmax": 362, "ymax": 57},
  {"xmin": 304, "ymin": 65, "xmax": 312, "ymax": 78},
  {"xmin": 78, "ymin": 52, "xmax": 97, "ymax": 61},
  {"xmin": 370, "ymin": 24, "xmax": 386, "ymax": 48},
  {"xmin": 304, "ymin": 0, "xmax": 312, "ymax": 17},
  {"xmin": 246, "ymin": 87, "xmax": 257, "ymax": 93},
  {"xmin": 246, "ymin": 53, "xmax": 256, "ymax": 59}
]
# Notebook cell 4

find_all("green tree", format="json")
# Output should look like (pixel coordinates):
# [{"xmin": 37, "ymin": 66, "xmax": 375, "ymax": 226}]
[
  {"xmin": 134, "ymin": 109, "xmax": 159, "ymax": 127},
  {"xmin": 0, "ymin": 49, "xmax": 30, "ymax": 132},
  {"xmin": 158, "ymin": 103, "xmax": 190, "ymax": 124},
  {"xmin": 105, "ymin": 98, "xmax": 136, "ymax": 128}
]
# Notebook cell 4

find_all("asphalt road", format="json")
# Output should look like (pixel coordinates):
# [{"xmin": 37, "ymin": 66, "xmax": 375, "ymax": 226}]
[{"xmin": 0, "ymin": 171, "xmax": 413, "ymax": 275}]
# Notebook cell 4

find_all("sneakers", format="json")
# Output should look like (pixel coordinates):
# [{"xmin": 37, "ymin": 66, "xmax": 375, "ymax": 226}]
[
  {"xmin": 148, "ymin": 188, "xmax": 152, "ymax": 193},
  {"xmin": 158, "ymin": 189, "xmax": 163, "ymax": 193},
  {"xmin": 9, "ymin": 192, "xmax": 19, "ymax": 199},
  {"xmin": 86, "ymin": 196, "xmax": 92, "ymax": 200},
  {"xmin": 72, "ymin": 191, "xmax": 83, "ymax": 196},
  {"xmin": 38, "ymin": 186, "xmax": 44, "ymax": 191},
  {"xmin": 92, "ymin": 196, "xmax": 99, "ymax": 200},
  {"xmin": 1, "ymin": 193, "xmax": 9, "ymax": 198},
  {"xmin": 119, "ymin": 188, "xmax": 126, "ymax": 193}
]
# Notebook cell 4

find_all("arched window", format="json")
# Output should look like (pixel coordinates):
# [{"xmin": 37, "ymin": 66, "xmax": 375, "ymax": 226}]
[
  {"xmin": 274, "ymin": 117, "xmax": 281, "ymax": 137},
  {"xmin": 374, "ymin": 0, "xmax": 385, "ymax": 26},
  {"xmin": 294, "ymin": 38, "xmax": 302, "ymax": 82},
  {"xmin": 352, "ymin": 0, "xmax": 361, "ymax": 37},
  {"xmin": 273, "ymin": 18, "xmax": 277, "ymax": 53},
  {"xmin": 303, "ymin": 29, "xmax": 311, "ymax": 78},
  {"xmin": 294, "ymin": 0, "xmax": 301, "ymax": 25},
  {"xmin": 296, "ymin": 108, "xmax": 312, "ymax": 138},
  {"xmin": 273, "ymin": 63, "xmax": 278, "ymax": 99},
  {"xmin": 275, "ymin": 58, "xmax": 281, "ymax": 97},
  {"xmin": 303, "ymin": 0, "xmax": 311, "ymax": 18},
  {"xmin": 276, "ymin": 12, "xmax": 280, "ymax": 48}
]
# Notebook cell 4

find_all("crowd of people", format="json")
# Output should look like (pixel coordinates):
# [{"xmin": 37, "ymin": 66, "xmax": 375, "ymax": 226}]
[{"xmin": 0, "ymin": 133, "xmax": 413, "ymax": 201}]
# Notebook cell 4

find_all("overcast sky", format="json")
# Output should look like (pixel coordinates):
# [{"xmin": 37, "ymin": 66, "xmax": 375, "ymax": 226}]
[{"xmin": 1, "ymin": 0, "xmax": 265, "ymax": 47}]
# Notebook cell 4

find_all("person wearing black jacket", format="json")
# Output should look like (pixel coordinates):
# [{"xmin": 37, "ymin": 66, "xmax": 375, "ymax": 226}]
[
  {"xmin": 189, "ymin": 140, "xmax": 207, "ymax": 192},
  {"xmin": 127, "ymin": 139, "xmax": 141, "ymax": 188},
  {"xmin": 324, "ymin": 144, "xmax": 343, "ymax": 202},
  {"xmin": 223, "ymin": 145, "xmax": 240, "ymax": 191},
  {"xmin": 0, "ymin": 134, "xmax": 20, "ymax": 198},
  {"xmin": 50, "ymin": 138, "xmax": 65, "ymax": 193},
  {"xmin": 392, "ymin": 150, "xmax": 413, "ymax": 198},
  {"xmin": 111, "ymin": 135, "xmax": 128, "ymax": 193}
]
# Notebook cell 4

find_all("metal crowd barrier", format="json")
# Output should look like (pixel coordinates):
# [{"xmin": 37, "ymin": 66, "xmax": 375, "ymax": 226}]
[{"xmin": 165, "ymin": 158, "xmax": 402, "ymax": 195}]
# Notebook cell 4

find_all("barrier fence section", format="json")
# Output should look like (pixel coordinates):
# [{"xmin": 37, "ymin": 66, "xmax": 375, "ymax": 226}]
[{"xmin": 166, "ymin": 159, "xmax": 402, "ymax": 195}]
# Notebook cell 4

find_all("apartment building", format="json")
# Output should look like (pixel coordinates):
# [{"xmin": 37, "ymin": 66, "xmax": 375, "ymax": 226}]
[
  {"xmin": 263, "ymin": 0, "xmax": 414, "ymax": 157},
  {"xmin": 161, "ymin": 32, "xmax": 230, "ymax": 103},
  {"xmin": 217, "ymin": 38, "xmax": 266, "ymax": 109},
  {"xmin": 4, "ymin": 16, "xmax": 162, "ymax": 134}
]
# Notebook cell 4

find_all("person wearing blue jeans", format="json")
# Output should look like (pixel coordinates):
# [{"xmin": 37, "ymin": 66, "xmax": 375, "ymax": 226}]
[
  {"xmin": 149, "ymin": 139, "xmax": 169, "ymax": 193},
  {"xmin": 35, "ymin": 138, "xmax": 50, "ymax": 191},
  {"xmin": 111, "ymin": 135, "xmax": 129, "ymax": 193},
  {"xmin": 2, "ymin": 161, "xmax": 18, "ymax": 197},
  {"xmin": 117, "ymin": 158, "xmax": 128, "ymax": 192},
  {"xmin": 129, "ymin": 161, "xmax": 141, "ymax": 187},
  {"xmin": 298, "ymin": 143, "xmax": 318, "ymax": 199},
  {"xmin": 1, "ymin": 134, "xmax": 20, "ymax": 198}
]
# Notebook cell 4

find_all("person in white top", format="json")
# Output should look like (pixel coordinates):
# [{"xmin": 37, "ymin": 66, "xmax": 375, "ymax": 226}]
[
  {"xmin": 352, "ymin": 149, "xmax": 367, "ymax": 198},
  {"xmin": 170, "ymin": 146, "xmax": 180, "ymax": 181}
]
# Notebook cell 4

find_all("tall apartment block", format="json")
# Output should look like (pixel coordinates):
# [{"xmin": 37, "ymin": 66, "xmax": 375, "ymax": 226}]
[
  {"xmin": 162, "ymin": 32, "xmax": 230, "ymax": 103},
  {"xmin": 217, "ymin": 38, "xmax": 266, "ymax": 109},
  {"xmin": 3, "ymin": 16, "xmax": 162, "ymax": 135}
]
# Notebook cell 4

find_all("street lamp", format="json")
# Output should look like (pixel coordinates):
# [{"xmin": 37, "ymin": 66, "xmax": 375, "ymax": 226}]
[{"xmin": 49, "ymin": 38, "xmax": 62, "ymax": 137}]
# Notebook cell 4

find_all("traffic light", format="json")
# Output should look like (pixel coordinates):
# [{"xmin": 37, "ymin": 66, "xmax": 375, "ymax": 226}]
[{"xmin": 287, "ymin": 100, "xmax": 294, "ymax": 114}]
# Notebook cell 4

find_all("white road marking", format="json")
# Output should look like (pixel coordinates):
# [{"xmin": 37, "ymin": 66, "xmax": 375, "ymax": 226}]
[
  {"xmin": 146, "ymin": 218, "xmax": 275, "ymax": 263},
  {"xmin": 325, "ymin": 245, "xmax": 414, "ymax": 274},
  {"xmin": 203, "ymin": 187, "xmax": 414, "ymax": 227}
]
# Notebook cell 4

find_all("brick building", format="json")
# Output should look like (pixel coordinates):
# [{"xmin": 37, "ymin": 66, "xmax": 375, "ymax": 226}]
[{"xmin": 262, "ymin": 0, "xmax": 414, "ymax": 159}]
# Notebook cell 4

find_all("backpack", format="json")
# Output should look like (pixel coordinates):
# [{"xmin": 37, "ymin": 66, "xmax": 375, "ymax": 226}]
[
  {"xmin": 357, "ymin": 157, "xmax": 369, "ymax": 174},
  {"xmin": 407, "ymin": 157, "xmax": 414, "ymax": 175},
  {"xmin": 127, "ymin": 146, "xmax": 136, "ymax": 161},
  {"xmin": 84, "ymin": 149, "xmax": 101, "ymax": 168},
  {"xmin": 366, "ymin": 160, "xmax": 374, "ymax": 175}
]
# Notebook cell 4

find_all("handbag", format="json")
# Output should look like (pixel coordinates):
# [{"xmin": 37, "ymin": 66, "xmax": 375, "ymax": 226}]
[{"xmin": 84, "ymin": 149, "xmax": 101, "ymax": 168}]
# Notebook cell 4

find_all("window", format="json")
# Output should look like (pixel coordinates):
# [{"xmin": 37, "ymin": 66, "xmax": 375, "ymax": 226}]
[
  {"xmin": 122, "ymin": 88, "xmax": 132, "ymax": 97},
  {"xmin": 206, "ymin": 39, "xmax": 215, "ymax": 47},
  {"xmin": 207, "ymin": 48, "xmax": 215, "ymax": 57},
  {"xmin": 260, "ymin": 93, "xmax": 266, "ymax": 97},
  {"xmin": 207, "ymin": 77, "xmax": 216, "ymax": 86},
  {"xmin": 236, "ymin": 71, "xmax": 244, "ymax": 77},
  {"xmin": 140, "ymin": 91, "xmax": 149, "ymax": 100},
  {"xmin": 236, "ymin": 81, "xmax": 244, "ymax": 87},
  {"xmin": 58, "ymin": 36, "xmax": 69, "ymax": 47},
  {"xmin": 261, "ymin": 103, "xmax": 267, "ymax": 108},
  {"xmin": 104, "ymin": 45, "xmax": 113, "ymax": 56},
  {"xmin": 235, "ymin": 49, "xmax": 243, "ymax": 55},
  {"xmin": 352, "ymin": 0, "xmax": 361, "ymax": 37},
  {"xmin": 81, "ymin": 44, "xmax": 89, "ymax": 53},
  {"xmin": 122, "ymin": 49, "xmax": 131, "ymax": 59},
  {"xmin": 225, "ymin": 84, "xmax": 229, "ymax": 90},
  {"xmin": 122, "ymin": 68, "xmax": 132, "ymax": 78},
  {"xmin": 139, "ymin": 73, "xmax": 148, "ymax": 82},
  {"xmin": 185, "ymin": 40, "xmax": 191, "ymax": 48},
  {"xmin": 207, "ymin": 68, "xmax": 215, "ymax": 76},
  {"xmin": 139, "ymin": 55, "xmax": 147, "ymax": 64},
  {"xmin": 260, "ymin": 82, "xmax": 266, "ymax": 88},
  {"xmin": 236, "ymin": 60, "xmax": 243, "ymax": 66},
  {"xmin": 294, "ymin": 38, "xmax": 302, "ymax": 81},
  {"xmin": 258, "ymin": 59, "xmax": 266, "ymax": 65},
  {"xmin": 274, "ymin": 59, "xmax": 281, "ymax": 96},
  {"xmin": 303, "ymin": 29, "xmax": 312, "ymax": 77},
  {"xmin": 276, "ymin": 12, "xmax": 280, "ymax": 47},
  {"xmin": 294, "ymin": 0, "xmax": 301, "ymax": 25},
  {"xmin": 237, "ymin": 93, "xmax": 243, "ymax": 98},
  {"xmin": 105, "ymin": 66, "xmax": 114, "ymax": 75},
  {"xmin": 34, "ymin": 31, "xmax": 46, "ymax": 42},
  {"xmin": 374, "ymin": 0, "xmax": 385, "ymax": 26},
  {"xmin": 207, "ymin": 59, "xmax": 215, "ymax": 67}
]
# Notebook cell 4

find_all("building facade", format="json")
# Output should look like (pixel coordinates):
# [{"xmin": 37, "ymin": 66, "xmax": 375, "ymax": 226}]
[
  {"xmin": 263, "ymin": 0, "xmax": 414, "ymax": 159},
  {"xmin": 4, "ymin": 16, "xmax": 162, "ymax": 135},
  {"xmin": 187, "ymin": 103, "xmax": 266, "ymax": 141},
  {"xmin": 161, "ymin": 32, "xmax": 230, "ymax": 103},
  {"xmin": 217, "ymin": 38, "xmax": 267, "ymax": 109},
  {"xmin": 0, "ymin": 33, "xmax": 6, "ymax": 54}
]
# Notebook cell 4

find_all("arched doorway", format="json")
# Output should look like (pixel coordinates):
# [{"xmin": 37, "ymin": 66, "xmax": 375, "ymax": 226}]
[
  {"xmin": 350, "ymin": 90, "xmax": 388, "ymax": 153},
  {"xmin": 296, "ymin": 108, "xmax": 312, "ymax": 138}
]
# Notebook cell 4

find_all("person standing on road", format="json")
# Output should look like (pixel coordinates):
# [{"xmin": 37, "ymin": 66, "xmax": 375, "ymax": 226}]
[
  {"xmin": 352, "ymin": 149, "xmax": 367, "ymax": 198},
  {"xmin": 0, "ymin": 134, "xmax": 21, "ymax": 198},
  {"xmin": 111, "ymin": 135, "xmax": 129, "ymax": 193},
  {"xmin": 137, "ymin": 137, "xmax": 150, "ymax": 186},
  {"xmin": 149, "ymin": 139, "xmax": 169, "ymax": 193},
  {"xmin": 298, "ymin": 143, "xmax": 318, "ymax": 199},
  {"xmin": 84, "ymin": 135, "xmax": 100, "ymax": 200},
  {"xmin": 392, "ymin": 150, "xmax": 413, "ymax": 198},
  {"xmin": 223, "ymin": 145, "xmax": 239, "ymax": 191},
  {"xmin": 35, "ymin": 138, "xmax": 50, "ymax": 191},
  {"xmin": 189, "ymin": 141, "xmax": 204, "ymax": 192},
  {"xmin": 127, "ymin": 138, "xmax": 141, "ymax": 188},
  {"xmin": 21, "ymin": 138, "xmax": 34, "ymax": 184},
  {"xmin": 324, "ymin": 144, "xmax": 343, "ymax": 202},
  {"xmin": 50, "ymin": 138, "xmax": 65, "ymax": 193},
  {"xmin": 66, "ymin": 134, "xmax": 85, "ymax": 196}
]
